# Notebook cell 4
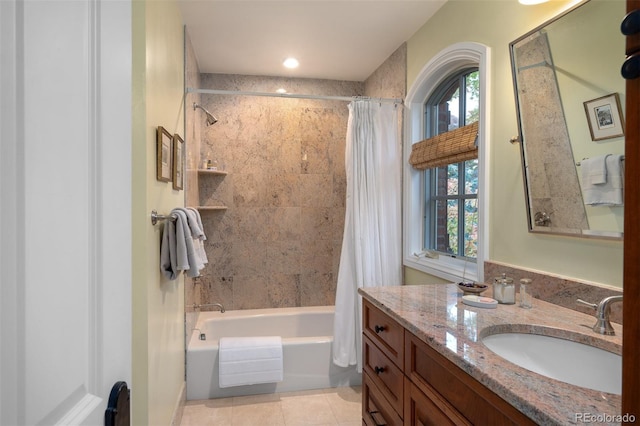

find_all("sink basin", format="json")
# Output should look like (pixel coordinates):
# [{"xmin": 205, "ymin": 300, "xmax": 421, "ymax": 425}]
[{"xmin": 482, "ymin": 332, "xmax": 621, "ymax": 394}]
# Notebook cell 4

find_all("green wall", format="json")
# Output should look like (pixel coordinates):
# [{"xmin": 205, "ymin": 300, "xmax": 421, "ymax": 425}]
[
  {"xmin": 132, "ymin": 0, "xmax": 186, "ymax": 424},
  {"xmin": 406, "ymin": 0, "xmax": 624, "ymax": 288}
]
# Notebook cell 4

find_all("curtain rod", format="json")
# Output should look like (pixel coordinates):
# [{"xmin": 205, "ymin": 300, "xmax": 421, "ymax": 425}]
[{"xmin": 186, "ymin": 87, "xmax": 403, "ymax": 104}]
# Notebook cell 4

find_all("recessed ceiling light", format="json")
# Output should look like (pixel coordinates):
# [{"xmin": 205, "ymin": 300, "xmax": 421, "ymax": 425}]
[
  {"xmin": 276, "ymin": 88, "xmax": 287, "ymax": 94},
  {"xmin": 283, "ymin": 57, "xmax": 299, "ymax": 69}
]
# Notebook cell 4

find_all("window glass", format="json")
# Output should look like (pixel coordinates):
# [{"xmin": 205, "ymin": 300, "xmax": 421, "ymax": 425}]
[{"xmin": 424, "ymin": 69, "xmax": 479, "ymax": 260}]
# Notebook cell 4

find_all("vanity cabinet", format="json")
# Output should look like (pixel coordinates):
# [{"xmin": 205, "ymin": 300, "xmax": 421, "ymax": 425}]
[
  {"xmin": 362, "ymin": 299, "xmax": 535, "ymax": 425},
  {"xmin": 362, "ymin": 301, "xmax": 405, "ymax": 425}
]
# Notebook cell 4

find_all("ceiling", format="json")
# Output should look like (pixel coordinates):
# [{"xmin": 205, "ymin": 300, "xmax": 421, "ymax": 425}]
[{"xmin": 178, "ymin": 1, "xmax": 447, "ymax": 82}]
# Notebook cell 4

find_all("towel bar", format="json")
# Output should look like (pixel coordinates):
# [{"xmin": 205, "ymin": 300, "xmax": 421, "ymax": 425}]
[
  {"xmin": 150, "ymin": 210, "xmax": 177, "ymax": 226},
  {"xmin": 576, "ymin": 156, "xmax": 625, "ymax": 166}
]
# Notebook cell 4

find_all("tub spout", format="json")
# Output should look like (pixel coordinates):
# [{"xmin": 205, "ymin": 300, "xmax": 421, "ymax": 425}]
[{"xmin": 192, "ymin": 303, "xmax": 226, "ymax": 313}]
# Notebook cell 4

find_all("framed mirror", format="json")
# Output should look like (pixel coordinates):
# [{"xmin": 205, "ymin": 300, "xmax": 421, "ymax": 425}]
[{"xmin": 510, "ymin": 0, "xmax": 625, "ymax": 239}]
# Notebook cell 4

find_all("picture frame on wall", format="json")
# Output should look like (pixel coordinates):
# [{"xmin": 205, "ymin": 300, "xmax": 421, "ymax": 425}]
[
  {"xmin": 583, "ymin": 93, "xmax": 625, "ymax": 141},
  {"xmin": 156, "ymin": 126, "xmax": 173, "ymax": 182},
  {"xmin": 172, "ymin": 134, "xmax": 184, "ymax": 190}
]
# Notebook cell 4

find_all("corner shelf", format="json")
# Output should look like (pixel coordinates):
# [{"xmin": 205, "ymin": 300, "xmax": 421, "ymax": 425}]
[
  {"xmin": 197, "ymin": 206, "xmax": 228, "ymax": 211},
  {"xmin": 194, "ymin": 169, "xmax": 228, "ymax": 210},
  {"xmin": 197, "ymin": 169, "xmax": 228, "ymax": 176}
]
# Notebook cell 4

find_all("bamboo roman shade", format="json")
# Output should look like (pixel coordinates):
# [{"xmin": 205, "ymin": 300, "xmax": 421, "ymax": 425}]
[{"xmin": 409, "ymin": 121, "xmax": 479, "ymax": 170}]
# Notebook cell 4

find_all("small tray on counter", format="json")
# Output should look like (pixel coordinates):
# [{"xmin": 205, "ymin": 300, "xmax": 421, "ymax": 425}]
[{"xmin": 457, "ymin": 282, "xmax": 489, "ymax": 295}]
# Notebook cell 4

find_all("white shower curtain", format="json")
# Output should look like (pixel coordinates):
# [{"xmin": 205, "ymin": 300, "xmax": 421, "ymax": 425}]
[{"xmin": 332, "ymin": 100, "xmax": 402, "ymax": 371}]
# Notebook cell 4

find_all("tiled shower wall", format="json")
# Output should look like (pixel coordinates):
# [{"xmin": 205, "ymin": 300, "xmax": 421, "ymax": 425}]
[
  {"xmin": 188, "ymin": 46, "xmax": 406, "ymax": 311},
  {"xmin": 196, "ymin": 75, "xmax": 359, "ymax": 310}
]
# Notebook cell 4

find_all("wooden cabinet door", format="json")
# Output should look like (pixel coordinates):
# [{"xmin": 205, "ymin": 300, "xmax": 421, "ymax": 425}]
[
  {"xmin": 403, "ymin": 378, "xmax": 470, "ymax": 426},
  {"xmin": 623, "ymin": 0, "xmax": 640, "ymax": 417},
  {"xmin": 363, "ymin": 372, "xmax": 403, "ymax": 426}
]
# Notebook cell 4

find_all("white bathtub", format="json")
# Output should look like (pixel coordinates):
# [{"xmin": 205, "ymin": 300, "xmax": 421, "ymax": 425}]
[{"xmin": 186, "ymin": 305, "xmax": 362, "ymax": 400}]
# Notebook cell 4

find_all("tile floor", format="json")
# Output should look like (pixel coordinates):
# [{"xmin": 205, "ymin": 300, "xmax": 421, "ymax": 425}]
[{"xmin": 181, "ymin": 386, "xmax": 362, "ymax": 426}]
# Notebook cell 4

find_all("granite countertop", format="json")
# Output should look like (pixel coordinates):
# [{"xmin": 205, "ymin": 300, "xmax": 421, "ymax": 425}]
[{"xmin": 359, "ymin": 283, "xmax": 623, "ymax": 425}]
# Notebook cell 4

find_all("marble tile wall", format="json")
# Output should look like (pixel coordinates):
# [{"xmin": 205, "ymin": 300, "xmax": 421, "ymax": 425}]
[
  {"xmin": 188, "ymin": 45, "xmax": 406, "ymax": 311},
  {"xmin": 194, "ymin": 75, "xmax": 361, "ymax": 310},
  {"xmin": 485, "ymin": 260, "xmax": 622, "ymax": 324}
]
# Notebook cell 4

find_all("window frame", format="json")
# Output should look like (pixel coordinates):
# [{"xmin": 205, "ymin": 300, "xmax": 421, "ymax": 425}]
[
  {"xmin": 424, "ymin": 68, "xmax": 479, "ymax": 260},
  {"xmin": 403, "ymin": 42, "xmax": 490, "ymax": 283}
]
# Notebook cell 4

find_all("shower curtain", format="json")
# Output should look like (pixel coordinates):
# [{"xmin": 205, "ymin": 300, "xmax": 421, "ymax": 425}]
[{"xmin": 332, "ymin": 100, "xmax": 402, "ymax": 371}]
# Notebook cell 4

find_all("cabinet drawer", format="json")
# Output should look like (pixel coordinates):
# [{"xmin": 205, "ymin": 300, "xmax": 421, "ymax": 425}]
[
  {"xmin": 363, "ymin": 335, "xmax": 404, "ymax": 416},
  {"xmin": 404, "ymin": 377, "xmax": 470, "ymax": 426},
  {"xmin": 363, "ymin": 371, "xmax": 403, "ymax": 426},
  {"xmin": 405, "ymin": 331, "xmax": 535, "ymax": 425},
  {"xmin": 363, "ymin": 300, "xmax": 404, "ymax": 368}
]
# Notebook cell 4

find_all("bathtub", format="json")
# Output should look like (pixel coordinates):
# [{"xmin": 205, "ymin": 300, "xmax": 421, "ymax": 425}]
[{"xmin": 186, "ymin": 305, "xmax": 362, "ymax": 400}]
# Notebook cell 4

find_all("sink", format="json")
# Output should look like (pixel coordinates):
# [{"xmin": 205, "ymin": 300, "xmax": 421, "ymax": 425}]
[{"xmin": 481, "ymin": 332, "xmax": 621, "ymax": 395}]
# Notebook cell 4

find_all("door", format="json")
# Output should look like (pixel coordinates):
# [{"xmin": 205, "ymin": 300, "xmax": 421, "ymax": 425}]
[
  {"xmin": 623, "ymin": 0, "xmax": 640, "ymax": 417},
  {"xmin": 0, "ymin": 0, "xmax": 132, "ymax": 424}
]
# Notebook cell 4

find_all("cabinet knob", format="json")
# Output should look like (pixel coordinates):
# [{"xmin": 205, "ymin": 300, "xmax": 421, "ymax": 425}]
[
  {"xmin": 374, "ymin": 366, "xmax": 385, "ymax": 375},
  {"xmin": 622, "ymin": 53, "xmax": 640, "ymax": 80},
  {"xmin": 621, "ymin": 9, "xmax": 640, "ymax": 36},
  {"xmin": 374, "ymin": 325, "xmax": 385, "ymax": 333}
]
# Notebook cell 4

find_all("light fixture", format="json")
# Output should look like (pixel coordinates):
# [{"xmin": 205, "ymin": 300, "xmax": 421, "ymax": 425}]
[
  {"xmin": 518, "ymin": 0, "xmax": 549, "ymax": 4},
  {"xmin": 276, "ymin": 88, "xmax": 287, "ymax": 94},
  {"xmin": 283, "ymin": 57, "xmax": 299, "ymax": 69}
]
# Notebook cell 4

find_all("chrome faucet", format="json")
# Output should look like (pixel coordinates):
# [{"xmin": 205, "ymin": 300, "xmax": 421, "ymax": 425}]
[
  {"xmin": 576, "ymin": 295, "xmax": 623, "ymax": 335},
  {"xmin": 192, "ymin": 303, "xmax": 226, "ymax": 313}
]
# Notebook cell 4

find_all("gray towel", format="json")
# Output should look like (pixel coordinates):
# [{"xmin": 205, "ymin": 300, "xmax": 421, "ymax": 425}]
[
  {"xmin": 187, "ymin": 207, "xmax": 207, "ymax": 241},
  {"xmin": 160, "ymin": 209, "xmax": 204, "ymax": 280},
  {"xmin": 179, "ymin": 207, "xmax": 209, "ymax": 267},
  {"xmin": 178, "ymin": 207, "xmax": 205, "ymax": 240},
  {"xmin": 160, "ymin": 215, "xmax": 179, "ymax": 280}
]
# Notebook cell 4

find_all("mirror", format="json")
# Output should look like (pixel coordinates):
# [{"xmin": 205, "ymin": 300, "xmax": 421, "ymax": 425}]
[{"xmin": 510, "ymin": 0, "xmax": 625, "ymax": 239}]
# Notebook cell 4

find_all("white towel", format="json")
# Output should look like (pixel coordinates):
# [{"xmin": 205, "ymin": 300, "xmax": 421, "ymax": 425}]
[
  {"xmin": 179, "ymin": 207, "xmax": 209, "ymax": 267},
  {"xmin": 582, "ymin": 154, "xmax": 624, "ymax": 206},
  {"xmin": 581, "ymin": 155, "xmax": 608, "ymax": 185},
  {"xmin": 219, "ymin": 336, "xmax": 283, "ymax": 388}
]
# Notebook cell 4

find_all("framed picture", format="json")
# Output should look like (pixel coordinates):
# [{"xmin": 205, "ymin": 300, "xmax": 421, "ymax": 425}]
[
  {"xmin": 156, "ymin": 126, "xmax": 172, "ymax": 182},
  {"xmin": 172, "ymin": 134, "xmax": 184, "ymax": 190},
  {"xmin": 583, "ymin": 93, "xmax": 625, "ymax": 141}
]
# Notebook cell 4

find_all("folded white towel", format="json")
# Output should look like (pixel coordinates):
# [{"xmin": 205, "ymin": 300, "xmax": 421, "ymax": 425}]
[
  {"xmin": 581, "ymin": 155, "xmax": 608, "ymax": 185},
  {"xmin": 219, "ymin": 336, "xmax": 283, "ymax": 388},
  {"xmin": 583, "ymin": 154, "xmax": 624, "ymax": 206}
]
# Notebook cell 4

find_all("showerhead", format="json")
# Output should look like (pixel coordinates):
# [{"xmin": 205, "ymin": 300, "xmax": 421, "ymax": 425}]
[{"xmin": 193, "ymin": 102, "xmax": 218, "ymax": 126}]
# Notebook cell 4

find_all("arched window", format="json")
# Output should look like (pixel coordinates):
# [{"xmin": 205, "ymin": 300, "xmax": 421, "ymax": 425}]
[
  {"xmin": 403, "ymin": 43, "xmax": 490, "ymax": 282},
  {"xmin": 424, "ymin": 68, "xmax": 479, "ymax": 259}
]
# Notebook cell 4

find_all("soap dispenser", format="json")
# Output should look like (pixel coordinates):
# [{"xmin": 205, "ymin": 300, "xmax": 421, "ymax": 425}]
[{"xmin": 493, "ymin": 273, "xmax": 515, "ymax": 304}]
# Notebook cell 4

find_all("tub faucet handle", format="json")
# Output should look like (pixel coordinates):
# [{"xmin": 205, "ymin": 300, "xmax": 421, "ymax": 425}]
[{"xmin": 192, "ymin": 302, "xmax": 226, "ymax": 313}]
